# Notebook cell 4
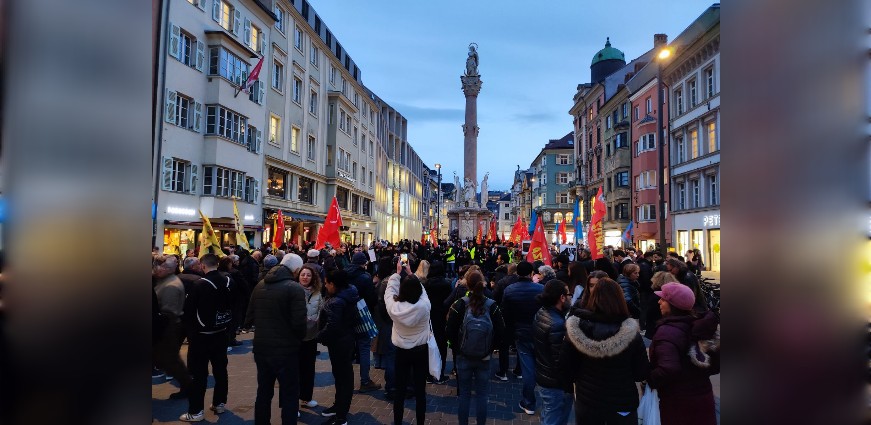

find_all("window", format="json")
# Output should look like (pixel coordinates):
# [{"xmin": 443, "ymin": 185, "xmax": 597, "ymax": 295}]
[
  {"xmin": 353, "ymin": 92, "xmax": 359, "ymax": 108},
  {"xmin": 615, "ymin": 132, "xmax": 628, "ymax": 148},
  {"xmin": 339, "ymin": 109, "xmax": 346, "ymax": 131},
  {"xmin": 202, "ymin": 166, "xmax": 246, "ymax": 199},
  {"xmin": 622, "ymin": 103, "xmax": 628, "ymax": 119},
  {"xmin": 309, "ymin": 90, "xmax": 318, "ymax": 116},
  {"xmin": 345, "ymin": 116, "xmax": 351, "ymax": 134},
  {"xmin": 352, "ymin": 162, "xmax": 358, "ymax": 180},
  {"xmin": 361, "ymin": 167, "xmax": 366, "ymax": 185},
  {"xmin": 213, "ymin": 0, "xmax": 234, "ymax": 32},
  {"xmin": 705, "ymin": 66, "xmax": 715, "ymax": 98},
  {"xmin": 353, "ymin": 127, "xmax": 358, "ymax": 145},
  {"xmin": 351, "ymin": 194, "xmax": 360, "ymax": 214},
  {"xmin": 245, "ymin": 21, "xmax": 265, "ymax": 54},
  {"xmin": 615, "ymin": 171, "xmax": 628, "ymax": 187},
  {"xmin": 297, "ymin": 176, "xmax": 314, "ymax": 204},
  {"xmin": 168, "ymin": 26, "xmax": 204, "ymax": 71},
  {"xmin": 504, "ymin": 212, "xmax": 510, "ymax": 220},
  {"xmin": 540, "ymin": 156, "xmax": 547, "ymax": 166},
  {"xmin": 637, "ymin": 170, "xmax": 656, "ymax": 189},
  {"xmin": 269, "ymin": 115, "xmax": 280, "ymax": 145},
  {"xmin": 162, "ymin": 158, "xmax": 197, "ymax": 193},
  {"xmin": 691, "ymin": 179, "xmax": 700, "ymax": 208},
  {"xmin": 557, "ymin": 172, "xmax": 570, "ymax": 184},
  {"xmin": 290, "ymin": 127, "xmax": 300, "ymax": 152},
  {"xmin": 676, "ymin": 138, "xmax": 685, "ymax": 163},
  {"xmin": 606, "ymin": 115, "xmax": 611, "ymax": 129},
  {"xmin": 310, "ymin": 44, "xmax": 319, "ymax": 67},
  {"xmin": 674, "ymin": 88, "xmax": 683, "ymax": 115},
  {"xmin": 616, "ymin": 203, "xmax": 629, "ymax": 219},
  {"xmin": 690, "ymin": 129, "xmax": 699, "ymax": 159},
  {"xmin": 369, "ymin": 141, "xmax": 374, "ymax": 157},
  {"xmin": 369, "ymin": 171, "xmax": 373, "ymax": 186},
  {"xmin": 638, "ymin": 204, "xmax": 656, "ymax": 221},
  {"xmin": 293, "ymin": 26, "xmax": 303, "ymax": 51},
  {"xmin": 557, "ymin": 192, "xmax": 569, "ymax": 204},
  {"xmin": 646, "ymin": 97, "xmax": 652, "ymax": 114},
  {"xmin": 362, "ymin": 198, "xmax": 372, "ymax": 216},
  {"xmin": 677, "ymin": 183, "xmax": 686, "ymax": 209},
  {"xmin": 329, "ymin": 66, "xmax": 336, "ymax": 85},
  {"xmin": 708, "ymin": 174, "xmax": 718, "ymax": 205},
  {"xmin": 556, "ymin": 154, "xmax": 570, "ymax": 165},
  {"xmin": 274, "ymin": 6, "xmax": 286, "ymax": 33},
  {"xmin": 612, "ymin": 110, "xmax": 618, "ymax": 126},
  {"xmin": 272, "ymin": 60, "xmax": 284, "ymax": 92},
  {"xmin": 589, "ymin": 107, "xmax": 593, "ymax": 120},
  {"xmin": 248, "ymin": 80, "xmax": 265, "ymax": 105},
  {"xmin": 605, "ymin": 143, "xmax": 611, "ymax": 157},
  {"xmin": 267, "ymin": 168, "xmax": 287, "ymax": 198},
  {"xmin": 336, "ymin": 187, "xmax": 349, "ymax": 209},
  {"xmin": 634, "ymin": 106, "xmax": 639, "ymax": 121},
  {"xmin": 307, "ymin": 135, "xmax": 316, "ymax": 160},
  {"xmin": 540, "ymin": 174, "xmax": 547, "ymax": 186},
  {"xmin": 165, "ymin": 91, "xmax": 202, "ymax": 132},
  {"xmin": 187, "ymin": 0, "xmax": 205, "ymax": 9},
  {"xmin": 208, "ymin": 47, "xmax": 249, "ymax": 85},
  {"xmin": 246, "ymin": 124, "xmax": 262, "ymax": 154},
  {"xmin": 707, "ymin": 121, "xmax": 717, "ymax": 153},
  {"xmin": 637, "ymin": 133, "xmax": 655, "ymax": 154},
  {"xmin": 206, "ymin": 105, "xmax": 247, "ymax": 144},
  {"xmin": 688, "ymin": 79, "xmax": 697, "ymax": 108},
  {"xmin": 361, "ymin": 135, "xmax": 366, "ymax": 153},
  {"xmin": 292, "ymin": 76, "xmax": 302, "ymax": 104}
]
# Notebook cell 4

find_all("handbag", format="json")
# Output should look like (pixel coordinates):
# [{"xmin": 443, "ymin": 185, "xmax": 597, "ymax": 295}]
[
  {"xmin": 353, "ymin": 298, "xmax": 379, "ymax": 339},
  {"xmin": 427, "ymin": 322, "xmax": 442, "ymax": 379},
  {"xmin": 637, "ymin": 385, "xmax": 661, "ymax": 425}
]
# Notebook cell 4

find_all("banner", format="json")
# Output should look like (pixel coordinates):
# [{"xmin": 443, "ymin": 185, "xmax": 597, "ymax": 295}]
[
  {"xmin": 526, "ymin": 216, "xmax": 552, "ymax": 266},
  {"xmin": 558, "ymin": 218, "xmax": 567, "ymax": 245},
  {"xmin": 489, "ymin": 217, "xmax": 498, "ymax": 242},
  {"xmin": 621, "ymin": 221, "xmax": 634, "ymax": 247},
  {"xmin": 232, "ymin": 200, "xmax": 250, "ymax": 251},
  {"xmin": 586, "ymin": 186, "xmax": 606, "ymax": 260},
  {"xmin": 476, "ymin": 221, "xmax": 483, "ymax": 244},
  {"xmin": 315, "ymin": 197, "xmax": 342, "ymax": 249},
  {"xmin": 508, "ymin": 216, "xmax": 524, "ymax": 245},
  {"xmin": 272, "ymin": 210, "xmax": 285, "ymax": 252},
  {"xmin": 198, "ymin": 210, "xmax": 225, "ymax": 259}
]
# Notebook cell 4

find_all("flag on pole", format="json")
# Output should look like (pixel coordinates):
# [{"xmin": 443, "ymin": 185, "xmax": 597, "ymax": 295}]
[
  {"xmin": 621, "ymin": 221, "xmax": 634, "ymax": 247},
  {"xmin": 476, "ymin": 221, "xmax": 483, "ymax": 245},
  {"xmin": 521, "ymin": 218, "xmax": 530, "ymax": 241},
  {"xmin": 489, "ymin": 217, "xmax": 498, "ymax": 242},
  {"xmin": 528, "ymin": 209, "xmax": 538, "ymax": 236},
  {"xmin": 272, "ymin": 210, "xmax": 285, "ymax": 252},
  {"xmin": 559, "ymin": 218, "xmax": 567, "ymax": 245},
  {"xmin": 232, "ymin": 200, "xmax": 250, "ymax": 251},
  {"xmin": 572, "ymin": 197, "xmax": 582, "ymax": 243},
  {"xmin": 243, "ymin": 55, "xmax": 265, "ymax": 94},
  {"xmin": 526, "ymin": 216, "xmax": 552, "ymax": 266},
  {"xmin": 430, "ymin": 226, "xmax": 438, "ymax": 247},
  {"xmin": 587, "ymin": 187, "xmax": 606, "ymax": 259},
  {"xmin": 198, "ymin": 209, "xmax": 226, "ymax": 258},
  {"xmin": 315, "ymin": 197, "xmax": 343, "ymax": 249}
]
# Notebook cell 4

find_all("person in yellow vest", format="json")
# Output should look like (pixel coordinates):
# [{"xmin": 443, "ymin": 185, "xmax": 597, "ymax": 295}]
[{"xmin": 445, "ymin": 245, "xmax": 457, "ymax": 279}]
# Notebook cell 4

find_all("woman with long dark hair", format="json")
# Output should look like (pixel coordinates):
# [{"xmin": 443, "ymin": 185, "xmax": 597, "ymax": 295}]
[
  {"xmin": 446, "ymin": 271, "xmax": 505, "ymax": 425},
  {"xmin": 297, "ymin": 264, "xmax": 324, "ymax": 409},
  {"xmin": 567, "ymin": 261, "xmax": 589, "ymax": 306},
  {"xmin": 560, "ymin": 278, "xmax": 649, "ymax": 424},
  {"xmin": 575, "ymin": 270, "xmax": 609, "ymax": 310}
]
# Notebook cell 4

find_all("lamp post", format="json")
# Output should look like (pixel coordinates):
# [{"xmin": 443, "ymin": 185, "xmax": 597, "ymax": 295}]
[
  {"xmin": 435, "ymin": 163, "xmax": 442, "ymax": 239},
  {"xmin": 656, "ymin": 47, "xmax": 671, "ymax": 253}
]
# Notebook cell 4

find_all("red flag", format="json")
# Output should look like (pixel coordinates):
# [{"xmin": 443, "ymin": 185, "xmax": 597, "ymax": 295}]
[
  {"xmin": 430, "ymin": 226, "xmax": 438, "ymax": 247},
  {"xmin": 244, "ymin": 55, "xmax": 265, "ymax": 94},
  {"xmin": 508, "ymin": 216, "xmax": 523, "ymax": 245},
  {"xmin": 587, "ymin": 186, "xmax": 606, "ymax": 259},
  {"xmin": 489, "ymin": 217, "xmax": 498, "ymax": 242},
  {"xmin": 521, "ymin": 219, "xmax": 531, "ymax": 241},
  {"xmin": 272, "ymin": 210, "xmax": 285, "ymax": 251},
  {"xmin": 558, "ymin": 218, "xmax": 567, "ymax": 244},
  {"xmin": 526, "ymin": 216, "xmax": 552, "ymax": 266},
  {"xmin": 502, "ymin": 231, "xmax": 507, "ymax": 241},
  {"xmin": 476, "ymin": 221, "xmax": 483, "ymax": 244},
  {"xmin": 315, "ymin": 197, "xmax": 343, "ymax": 250}
]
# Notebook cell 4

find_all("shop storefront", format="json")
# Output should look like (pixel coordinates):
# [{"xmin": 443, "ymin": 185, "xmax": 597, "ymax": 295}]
[
  {"xmin": 673, "ymin": 211, "xmax": 720, "ymax": 272},
  {"xmin": 262, "ymin": 208, "xmax": 325, "ymax": 248},
  {"xmin": 163, "ymin": 220, "xmax": 260, "ymax": 255}
]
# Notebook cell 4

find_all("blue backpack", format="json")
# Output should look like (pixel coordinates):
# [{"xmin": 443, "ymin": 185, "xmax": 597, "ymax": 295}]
[{"xmin": 458, "ymin": 296, "xmax": 495, "ymax": 359}]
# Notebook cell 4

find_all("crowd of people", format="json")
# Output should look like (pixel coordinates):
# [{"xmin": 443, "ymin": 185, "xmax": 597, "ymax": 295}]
[{"xmin": 152, "ymin": 238, "xmax": 719, "ymax": 425}]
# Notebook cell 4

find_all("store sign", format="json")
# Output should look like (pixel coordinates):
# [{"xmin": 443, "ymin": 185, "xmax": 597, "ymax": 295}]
[
  {"xmin": 166, "ymin": 206, "xmax": 196, "ymax": 217},
  {"xmin": 244, "ymin": 214, "xmax": 254, "ymax": 221},
  {"xmin": 703, "ymin": 214, "xmax": 720, "ymax": 227}
]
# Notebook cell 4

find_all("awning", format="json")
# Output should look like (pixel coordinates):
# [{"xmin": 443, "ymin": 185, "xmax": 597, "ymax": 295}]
[
  {"xmin": 163, "ymin": 220, "xmax": 263, "ymax": 231},
  {"xmin": 285, "ymin": 211, "xmax": 325, "ymax": 222}
]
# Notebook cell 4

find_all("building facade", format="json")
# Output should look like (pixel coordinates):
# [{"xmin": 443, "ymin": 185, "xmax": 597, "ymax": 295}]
[
  {"xmin": 497, "ymin": 193, "xmax": 513, "ymax": 238},
  {"xmin": 529, "ymin": 132, "xmax": 575, "ymax": 243}
]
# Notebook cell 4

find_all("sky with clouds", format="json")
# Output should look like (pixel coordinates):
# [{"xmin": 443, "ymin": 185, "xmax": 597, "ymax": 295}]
[{"xmin": 311, "ymin": 1, "xmax": 714, "ymax": 190}]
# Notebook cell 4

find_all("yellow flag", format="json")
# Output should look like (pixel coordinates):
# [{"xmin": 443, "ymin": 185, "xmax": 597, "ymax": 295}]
[
  {"xmin": 233, "ymin": 200, "xmax": 250, "ymax": 251},
  {"xmin": 199, "ymin": 209, "xmax": 226, "ymax": 258}
]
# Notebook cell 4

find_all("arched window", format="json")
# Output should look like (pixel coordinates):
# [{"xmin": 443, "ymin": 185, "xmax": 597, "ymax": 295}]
[
  {"xmin": 553, "ymin": 212, "xmax": 563, "ymax": 223},
  {"xmin": 565, "ymin": 212, "xmax": 574, "ymax": 224}
]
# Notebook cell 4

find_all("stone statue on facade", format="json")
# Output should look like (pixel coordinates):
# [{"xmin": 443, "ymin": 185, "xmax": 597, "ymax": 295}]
[
  {"xmin": 465, "ymin": 43, "xmax": 479, "ymax": 77},
  {"xmin": 479, "ymin": 172, "xmax": 489, "ymax": 204},
  {"xmin": 453, "ymin": 172, "xmax": 462, "ymax": 204},
  {"xmin": 464, "ymin": 177, "xmax": 477, "ymax": 206}
]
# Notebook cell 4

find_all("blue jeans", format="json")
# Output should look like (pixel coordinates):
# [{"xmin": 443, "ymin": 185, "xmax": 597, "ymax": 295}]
[
  {"xmin": 356, "ymin": 334, "xmax": 373, "ymax": 385},
  {"xmin": 456, "ymin": 355, "xmax": 490, "ymax": 425},
  {"xmin": 537, "ymin": 386, "xmax": 572, "ymax": 425},
  {"xmin": 515, "ymin": 337, "xmax": 536, "ymax": 409}
]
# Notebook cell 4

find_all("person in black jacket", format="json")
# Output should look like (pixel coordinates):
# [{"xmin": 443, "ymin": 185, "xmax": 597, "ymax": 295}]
[
  {"xmin": 423, "ymin": 261, "xmax": 452, "ymax": 383},
  {"xmin": 345, "ymin": 252, "xmax": 381, "ymax": 393},
  {"xmin": 553, "ymin": 254, "xmax": 570, "ymax": 283},
  {"xmin": 560, "ymin": 278, "xmax": 649, "ymax": 425},
  {"xmin": 243, "ymin": 253, "xmax": 306, "ymax": 425},
  {"xmin": 218, "ymin": 256, "xmax": 246, "ymax": 348},
  {"xmin": 502, "ymin": 261, "xmax": 543, "ymax": 415},
  {"xmin": 318, "ymin": 269, "xmax": 360, "ymax": 425},
  {"xmin": 374, "ymin": 256, "xmax": 398, "ymax": 398},
  {"xmin": 533, "ymin": 280, "xmax": 573, "ymax": 425},
  {"xmin": 617, "ymin": 264, "xmax": 642, "ymax": 319}
]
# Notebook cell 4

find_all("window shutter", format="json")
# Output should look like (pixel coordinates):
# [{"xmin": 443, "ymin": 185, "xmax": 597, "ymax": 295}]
[
  {"xmin": 195, "ymin": 41, "xmax": 205, "ymax": 72},
  {"xmin": 168, "ymin": 24, "xmax": 180, "ymax": 59},
  {"xmin": 196, "ymin": 0, "xmax": 206, "ymax": 11},
  {"xmin": 259, "ymin": 34, "xmax": 267, "ymax": 55},
  {"xmin": 257, "ymin": 80, "xmax": 265, "ymax": 105},
  {"xmin": 188, "ymin": 164, "xmax": 199, "ymax": 194},
  {"xmin": 162, "ymin": 157, "xmax": 173, "ymax": 190},
  {"xmin": 255, "ymin": 129, "xmax": 263, "ymax": 154},
  {"xmin": 164, "ymin": 90, "xmax": 177, "ymax": 124},
  {"xmin": 212, "ymin": 0, "xmax": 221, "ymax": 23},
  {"xmin": 243, "ymin": 18, "xmax": 251, "ymax": 45},
  {"xmin": 193, "ymin": 102, "xmax": 202, "ymax": 132},
  {"xmin": 254, "ymin": 179, "xmax": 260, "ymax": 203},
  {"xmin": 233, "ymin": 10, "xmax": 242, "ymax": 36}
]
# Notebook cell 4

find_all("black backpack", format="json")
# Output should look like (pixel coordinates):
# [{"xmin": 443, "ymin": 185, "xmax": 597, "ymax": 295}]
[
  {"xmin": 458, "ymin": 296, "xmax": 495, "ymax": 360},
  {"xmin": 196, "ymin": 276, "xmax": 233, "ymax": 333}
]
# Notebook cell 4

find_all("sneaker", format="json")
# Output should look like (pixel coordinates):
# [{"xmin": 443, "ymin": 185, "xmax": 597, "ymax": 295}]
[
  {"xmin": 358, "ymin": 381, "xmax": 382, "ymax": 393},
  {"xmin": 179, "ymin": 411, "xmax": 204, "ymax": 422},
  {"xmin": 320, "ymin": 406, "xmax": 337, "ymax": 417},
  {"xmin": 152, "ymin": 368, "xmax": 165, "ymax": 379},
  {"xmin": 518, "ymin": 402, "xmax": 535, "ymax": 415},
  {"xmin": 227, "ymin": 346, "xmax": 232, "ymax": 353},
  {"xmin": 494, "ymin": 373, "xmax": 508, "ymax": 381},
  {"xmin": 209, "ymin": 403, "xmax": 226, "ymax": 414},
  {"xmin": 165, "ymin": 374, "xmax": 174, "ymax": 381},
  {"xmin": 303, "ymin": 400, "xmax": 318, "ymax": 408}
]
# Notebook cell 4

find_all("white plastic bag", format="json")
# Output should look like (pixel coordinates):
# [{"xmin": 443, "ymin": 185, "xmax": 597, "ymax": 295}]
[
  {"xmin": 637, "ymin": 385, "xmax": 661, "ymax": 425},
  {"xmin": 427, "ymin": 324, "xmax": 442, "ymax": 379}
]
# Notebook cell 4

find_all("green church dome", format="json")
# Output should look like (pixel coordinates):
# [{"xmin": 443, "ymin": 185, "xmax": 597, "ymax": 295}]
[{"xmin": 591, "ymin": 37, "xmax": 625, "ymax": 66}]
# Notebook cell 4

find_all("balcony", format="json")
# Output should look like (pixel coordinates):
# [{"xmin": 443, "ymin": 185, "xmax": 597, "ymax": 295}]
[{"xmin": 605, "ymin": 187, "xmax": 631, "ymax": 203}]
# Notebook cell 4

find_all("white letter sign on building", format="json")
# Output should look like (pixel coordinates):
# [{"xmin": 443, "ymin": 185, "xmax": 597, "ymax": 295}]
[{"xmin": 703, "ymin": 214, "xmax": 720, "ymax": 227}]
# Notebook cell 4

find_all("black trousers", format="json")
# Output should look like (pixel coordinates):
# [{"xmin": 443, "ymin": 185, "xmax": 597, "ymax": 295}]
[
  {"xmin": 152, "ymin": 322, "xmax": 193, "ymax": 391},
  {"xmin": 187, "ymin": 331, "xmax": 228, "ymax": 414},
  {"xmin": 298, "ymin": 339, "xmax": 318, "ymax": 402},
  {"xmin": 574, "ymin": 399, "xmax": 638, "ymax": 425},
  {"xmin": 394, "ymin": 344, "xmax": 428, "ymax": 425},
  {"xmin": 254, "ymin": 352, "xmax": 299, "ymax": 425},
  {"xmin": 327, "ymin": 338, "xmax": 355, "ymax": 422}
]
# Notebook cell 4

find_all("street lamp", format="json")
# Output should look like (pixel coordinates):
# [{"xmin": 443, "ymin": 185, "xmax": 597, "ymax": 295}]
[
  {"xmin": 435, "ymin": 163, "xmax": 442, "ymax": 239},
  {"xmin": 656, "ymin": 47, "xmax": 672, "ymax": 253}
]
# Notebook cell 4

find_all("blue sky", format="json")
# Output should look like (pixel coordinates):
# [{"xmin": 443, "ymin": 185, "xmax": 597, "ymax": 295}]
[{"xmin": 311, "ymin": 1, "xmax": 713, "ymax": 190}]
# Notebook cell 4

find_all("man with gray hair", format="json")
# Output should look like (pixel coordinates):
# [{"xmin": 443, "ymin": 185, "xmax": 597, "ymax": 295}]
[{"xmin": 153, "ymin": 254, "xmax": 194, "ymax": 400}]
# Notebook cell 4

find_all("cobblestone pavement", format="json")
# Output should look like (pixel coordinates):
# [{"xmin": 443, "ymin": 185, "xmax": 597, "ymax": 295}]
[{"xmin": 152, "ymin": 333, "xmax": 720, "ymax": 424}]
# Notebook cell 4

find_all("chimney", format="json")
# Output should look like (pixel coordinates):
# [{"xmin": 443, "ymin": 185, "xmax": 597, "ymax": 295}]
[{"xmin": 654, "ymin": 33, "xmax": 668, "ymax": 48}]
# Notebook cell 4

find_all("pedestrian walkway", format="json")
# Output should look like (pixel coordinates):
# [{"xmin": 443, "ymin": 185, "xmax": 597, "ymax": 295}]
[{"xmin": 152, "ymin": 333, "xmax": 720, "ymax": 424}]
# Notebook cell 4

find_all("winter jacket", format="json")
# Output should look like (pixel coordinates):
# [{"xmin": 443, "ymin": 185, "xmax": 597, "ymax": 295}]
[
  {"xmin": 345, "ymin": 265, "xmax": 376, "ymax": 313},
  {"xmin": 560, "ymin": 310, "xmax": 649, "ymax": 412},
  {"xmin": 237, "ymin": 251, "xmax": 260, "ymax": 292},
  {"xmin": 501, "ymin": 277, "xmax": 543, "ymax": 340},
  {"xmin": 184, "ymin": 270, "xmax": 234, "ymax": 335},
  {"xmin": 243, "ymin": 265, "xmax": 307, "ymax": 356},
  {"xmin": 554, "ymin": 266, "xmax": 570, "ymax": 284},
  {"xmin": 384, "ymin": 273, "xmax": 431, "ymax": 349},
  {"xmin": 533, "ymin": 306, "xmax": 570, "ymax": 391},
  {"xmin": 302, "ymin": 285, "xmax": 324, "ymax": 341},
  {"xmin": 154, "ymin": 275, "xmax": 185, "ymax": 323},
  {"xmin": 490, "ymin": 264, "xmax": 509, "ymax": 287},
  {"xmin": 676, "ymin": 270, "xmax": 708, "ymax": 312},
  {"xmin": 317, "ymin": 285, "xmax": 360, "ymax": 346},
  {"xmin": 617, "ymin": 274, "xmax": 641, "ymax": 319},
  {"xmin": 423, "ymin": 276, "xmax": 453, "ymax": 333},
  {"xmin": 445, "ymin": 296, "xmax": 506, "ymax": 359},
  {"xmin": 493, "ymin": 274, "xmax": 519, "ymax": 305}
]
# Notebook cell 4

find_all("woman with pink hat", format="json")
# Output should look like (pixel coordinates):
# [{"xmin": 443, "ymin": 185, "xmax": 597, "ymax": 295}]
[{"xmin": 648, "ymin": 282, "xmax": 720, "ymax": 425}]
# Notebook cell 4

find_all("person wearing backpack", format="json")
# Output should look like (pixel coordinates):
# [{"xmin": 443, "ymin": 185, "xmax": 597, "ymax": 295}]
[
  {"xmin": 533, "ymin": 280, "xmax": 573, "ymax": 425},
  {"xmin": 317, "ymin": 269, "xmax": 360, "ymax": 425},
  {"xmin": 180, "ymin": 254, "xmax": 234, "ymax": 422},
  {"xmin": 446, "ymin": 270, "xmax": 505, "ymax": 425}
]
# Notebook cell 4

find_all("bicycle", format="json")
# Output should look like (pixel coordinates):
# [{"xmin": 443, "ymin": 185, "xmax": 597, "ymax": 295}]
[{"xmin": 699, "ymin": 277, "xmax": 720, "ymax": 315}]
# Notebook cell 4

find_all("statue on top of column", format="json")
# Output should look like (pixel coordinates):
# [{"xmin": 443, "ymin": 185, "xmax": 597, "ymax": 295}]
[
  {"xmin": 465, "ymin": 43, "xmax": 479, "ymax": 77},
  {"xmin": 454, "ymin": 172, "xmax": 462, "ymax": 204},
  {"xmin": 464, "ymin": 177, "xmax": 477, "ymax": 206},
  {"xmin": 479, "ymin": 172, "xmax": 488, "ymax": 204}
]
